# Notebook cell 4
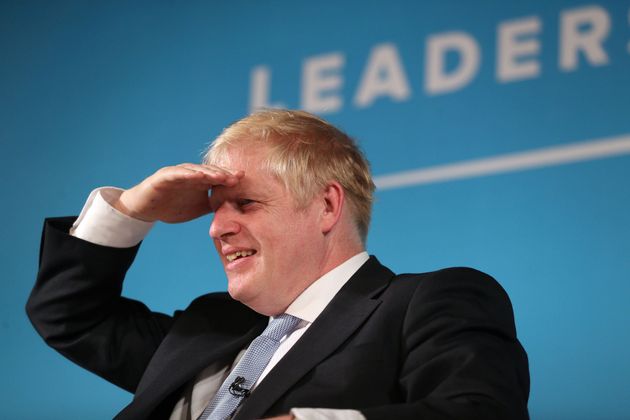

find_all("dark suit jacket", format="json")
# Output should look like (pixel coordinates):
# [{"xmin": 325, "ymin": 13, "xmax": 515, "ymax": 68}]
[{"xmin": 27, "ymin": 217, "xmax": 529, "ymax": 419}]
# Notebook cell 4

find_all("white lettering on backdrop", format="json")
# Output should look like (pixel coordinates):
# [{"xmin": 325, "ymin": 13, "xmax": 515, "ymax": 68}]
[{"xmin": 249, "ymin": 3, "xmax": 626, "ymax": 114}]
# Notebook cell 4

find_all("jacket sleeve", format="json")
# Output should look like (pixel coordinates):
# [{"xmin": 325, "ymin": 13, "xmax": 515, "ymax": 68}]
[
  {"xmin": 361, "ymin": 268, "xmax": 530, "ymax": 420},
  {"xmin": 26, "ymin": 217, "xmax": 176, "ymax": 393}
]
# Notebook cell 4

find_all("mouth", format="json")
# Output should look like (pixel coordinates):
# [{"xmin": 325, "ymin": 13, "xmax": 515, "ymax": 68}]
[{"xmin": 225, "ymin": 249, "xmax": 257, "ymax": 262}]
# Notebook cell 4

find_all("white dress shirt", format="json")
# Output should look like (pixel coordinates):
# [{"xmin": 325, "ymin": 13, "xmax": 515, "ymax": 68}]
[{"xmin": 71, "ymin": 188, "xmax": 367, "ymax": 420}]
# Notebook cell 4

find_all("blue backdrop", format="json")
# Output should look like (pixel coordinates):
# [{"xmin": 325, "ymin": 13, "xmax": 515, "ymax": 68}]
[{"xmin": 2, "ymin": 1, "xmax": 629, "ymax": 418}]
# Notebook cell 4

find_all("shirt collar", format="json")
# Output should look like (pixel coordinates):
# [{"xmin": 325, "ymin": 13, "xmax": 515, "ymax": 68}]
[{"xmin": 283, "ymin": 251, "xmax": 369, "ymax": 323}]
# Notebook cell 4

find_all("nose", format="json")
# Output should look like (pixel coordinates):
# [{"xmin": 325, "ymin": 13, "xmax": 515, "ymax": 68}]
[{"xmin": 209, "ymin": 204, "xmax": 241, "ymax": 239}]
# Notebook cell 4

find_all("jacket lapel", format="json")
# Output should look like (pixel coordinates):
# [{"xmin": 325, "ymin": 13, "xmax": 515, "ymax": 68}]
[
  {"xmin": 234, "ymin": 257, "xmax": 394, "ymax": 420},
  {"xmin": 117, "ymin": 312, "xmax": 267, "ymax": 419}
]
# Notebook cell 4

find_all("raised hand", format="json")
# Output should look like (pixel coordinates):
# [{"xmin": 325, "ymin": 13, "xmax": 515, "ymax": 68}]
[{"xmin": 112, "ymin": 163, "xmax": 243, "ymax": 223}]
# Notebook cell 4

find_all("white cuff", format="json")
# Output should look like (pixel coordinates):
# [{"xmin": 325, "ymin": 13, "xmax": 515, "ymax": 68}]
[
  {"xmin": 290, "ymin": 408, "xmax": 366, "ymax": 420},
  {"xmin": 71, "ymin": 187, "xmax": 154, "ymax": 248}
]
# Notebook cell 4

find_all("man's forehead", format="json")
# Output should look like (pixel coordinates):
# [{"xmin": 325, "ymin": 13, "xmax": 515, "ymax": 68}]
[
  {"xmin": 218, "ymin": 173, "xmax": 264, "ymax": 194},
  {"xmin": 213, "ymin": 143, "xmax": 268, "ymax": 171},
  {"xmin": 208, "ymin": 143, "xmax": 293, "ymax": 201},
  {"xmin": 210, "ymin": 150, "xmax": 284, "ymax": 196}
]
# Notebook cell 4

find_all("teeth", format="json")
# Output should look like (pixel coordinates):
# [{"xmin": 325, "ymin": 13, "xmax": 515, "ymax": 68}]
[{"xmin": 226, "ymin": 250, "xmax": 254, "ymax": 262}]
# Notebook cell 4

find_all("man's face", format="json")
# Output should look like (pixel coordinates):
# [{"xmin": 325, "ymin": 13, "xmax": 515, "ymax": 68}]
[{"xmin": 208, "ymin": 145, "xmax": 327, "ymax": 315}]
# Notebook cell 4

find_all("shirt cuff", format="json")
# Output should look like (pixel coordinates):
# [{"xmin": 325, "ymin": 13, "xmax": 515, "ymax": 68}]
[
  {"xmin": 290, "ymin": 408, "xmax": 366, "ymax": 420},
  {"xmin": 70, "ymin": 187, "xmax": 154, "ymax": 248}
]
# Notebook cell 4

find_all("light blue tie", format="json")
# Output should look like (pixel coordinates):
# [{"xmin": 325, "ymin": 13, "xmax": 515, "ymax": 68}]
[{"xmin": 198, "ymin": 313, "xmax": 301, "ymax": 420}]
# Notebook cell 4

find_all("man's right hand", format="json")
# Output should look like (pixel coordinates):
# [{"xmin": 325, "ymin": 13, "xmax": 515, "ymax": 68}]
[{"xmin": 112, "ymin": 163, "xmax": 243, "ymax": 223}]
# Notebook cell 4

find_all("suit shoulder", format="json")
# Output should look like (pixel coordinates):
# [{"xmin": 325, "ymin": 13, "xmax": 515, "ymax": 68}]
[
  {"xmin": 388, "ymin": 266, "xmax": 513, "ymax": 311},
  {"xmin": 181, "ymin": 292, "xmax": 264, "ymax": 326},
  {"xmin": 395, "ymin": 266, "xmax": 493, "ymax": 281},
  {"xmin": 186, "ymin": 291, "xmax": 248, "ymax": 314},
  {"xmin": 395, "ymin": 267, "xmax": 517, "ymax": 328},
  {"xmin": 188, "ymin": 291, "xmax": 233, "ymax": 306},
  {"xmin": 394, "ymin": 266, "xmax": 503, "ymax": 291}
]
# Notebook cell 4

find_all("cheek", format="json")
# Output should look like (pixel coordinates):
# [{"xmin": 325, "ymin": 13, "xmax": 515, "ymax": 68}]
[
  {"xmin": 282, "ymin": 219, "xmax": 321, "ymax": 259},
  {"xmin": 261, "ymin": 209, "xmax": 322, "ymax": 268},
  {"xmin": 265, "ymin": 224, "xmax": 309, "ymax": 266}
]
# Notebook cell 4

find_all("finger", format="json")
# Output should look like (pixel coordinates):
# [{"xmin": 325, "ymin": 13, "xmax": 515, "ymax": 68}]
[
  {"xmin": 154, "ymin": 170, "xmax": 233, "ymax": 192},
  {"xmin": 176, "ymin": 164, "xmax": 234, "ymax": 180},
  {"xmin": 177, "ymin": 163, "xmax": 239, "ymax": 177},
  {"xmin": 147, "ymin": 168, "xmax": 214, "ymax": 191},
  {"xmin": 164, "ymin": 165, "xmax": 227, "ymax": 181},
  {"xmin": 177, "ymin": 164, "xmax": 243, "ymax": 186}
]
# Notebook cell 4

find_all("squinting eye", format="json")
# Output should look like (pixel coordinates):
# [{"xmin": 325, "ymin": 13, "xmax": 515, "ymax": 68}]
[{"xmin": 236, "ymin": 199, "xmax": 254, "ymax": 208}]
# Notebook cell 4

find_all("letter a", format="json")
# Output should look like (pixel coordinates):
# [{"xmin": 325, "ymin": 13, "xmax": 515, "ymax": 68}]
[{"xmin": 354, "ymin": 43, "xmax": 411, "ymax": 108}]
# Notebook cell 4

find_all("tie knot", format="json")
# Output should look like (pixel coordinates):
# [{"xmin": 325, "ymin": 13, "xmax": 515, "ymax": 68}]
[{"xmin": 263, "ymin": 314, "xmax": 301, "ymax": 341}]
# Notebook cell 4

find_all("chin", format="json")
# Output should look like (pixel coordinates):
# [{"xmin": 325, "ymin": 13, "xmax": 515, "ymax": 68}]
[
  {"xmin": 227, "ymin": 287, "xmax": 278, "ymax": 315},
  {"xmin": 226, "ymin": 284, "xmax": 246, "ymax": 301},
  {"xmin": 227, "ymin": 280, "xmax": 255, "ymax": 304}
]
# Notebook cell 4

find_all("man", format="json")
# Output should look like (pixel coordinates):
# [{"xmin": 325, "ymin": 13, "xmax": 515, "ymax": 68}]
[{"xmin": 27, "ymin": 110, "xmax": 530, "ymax": 419}]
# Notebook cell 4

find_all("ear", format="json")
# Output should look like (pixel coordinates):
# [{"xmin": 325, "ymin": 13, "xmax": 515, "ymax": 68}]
[{"xmin": 320, "ymin": 181, "xmax": 344, "ymax": 234}]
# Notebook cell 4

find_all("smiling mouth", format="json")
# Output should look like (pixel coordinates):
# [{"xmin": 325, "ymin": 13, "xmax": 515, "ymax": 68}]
[{"xmin": 225, "ymin": 250, "xmax": 256, "ymax": 262}]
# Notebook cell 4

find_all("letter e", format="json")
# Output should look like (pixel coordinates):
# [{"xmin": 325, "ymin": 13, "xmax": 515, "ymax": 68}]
[
  {"xmin": 301, "ymin": 53, "xmax": 345, "ymax": 114},
  {"xmin": 497, "ymin": 17, "xmax": 542, "ymax": 82}
]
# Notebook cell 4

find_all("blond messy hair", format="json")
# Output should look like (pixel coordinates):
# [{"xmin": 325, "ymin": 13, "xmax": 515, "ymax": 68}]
[{"xmin": 203, "ymin": 109, "xmax": 375, "ymax": 243}]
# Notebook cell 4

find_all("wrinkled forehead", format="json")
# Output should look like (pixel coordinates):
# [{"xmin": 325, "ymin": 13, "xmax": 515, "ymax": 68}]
[
  {"xmin": 208, "ymin": 139, "xmax": 304, "ymax": 199},
  {"xmin": 211, "ymin": 143, "xmax": 292, "ymax": 195},
  {"xmin": 208, "ymin": 144, "xmax": 294, "ymax": 209}
]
